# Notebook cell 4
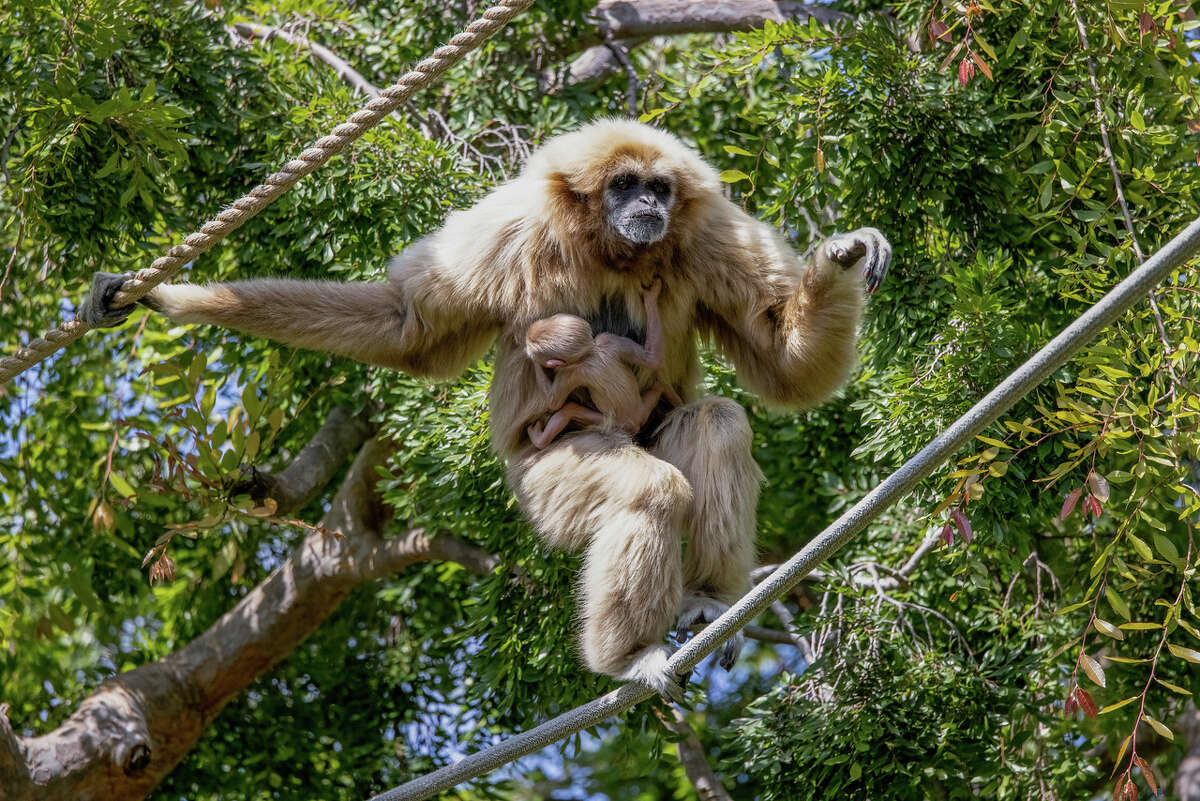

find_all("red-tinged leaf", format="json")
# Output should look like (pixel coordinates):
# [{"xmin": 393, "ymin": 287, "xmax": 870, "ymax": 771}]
[
  {"xmin": 1126, "ymin": 779, "xmax": 1138, "ymax": 801},
  {"xmin": 958, "ymin": 55, "xmax": 975, "ymax": 86},
  {"xmin": 1076, "ymin": 687, "xmax": 1098, "ymax": 718},
  {"xmin": 951, "ymin": 507, "xmax": 973, "ymax": 543},
  {"xmin": 1139, "ymin": 12, "xmax": 1156, "ymax": 34},
  {"xmin": 1137, "ymin": 756, "xmax": 1158, "ymax": 795},
  {"xmin": 1064, "ymin": 691, "xmax": 1078, "ymax": 717},
  {"xmin": 940, "ymin": 39, "xmax": 966, "ymax": 72},
  {"xmin": 1087, "ymin": 495, "xmax": 1103, "ymax": 518},
  {"xmin": 940, "ymin": 522, "xmax": 954, "ymax": 547},
  {"xmin": 929, "ymin": 19, "xmax": 950, "ymax": 43},
  {"xmin": 968, "ymin": 50, "xmax": 993, "ymax": 81},
  {"xmin": 1061, "ymin": 488, "xmax": 1082, "ymax": 520}
]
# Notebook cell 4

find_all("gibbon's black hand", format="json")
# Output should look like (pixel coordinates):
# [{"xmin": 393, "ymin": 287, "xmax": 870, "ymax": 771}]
[
  {"xmin": 81, "ymin": 272, "xmax": 137, "ymax": 328},
  {"xmin": 825, "ymin": 227, "xmax": 892, "ymax": 294}
]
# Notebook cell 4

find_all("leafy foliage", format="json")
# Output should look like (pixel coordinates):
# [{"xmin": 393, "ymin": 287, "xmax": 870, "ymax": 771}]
[{"xmin": 2, "ymin": 1, "xmax": 1200, "ymax": 800}]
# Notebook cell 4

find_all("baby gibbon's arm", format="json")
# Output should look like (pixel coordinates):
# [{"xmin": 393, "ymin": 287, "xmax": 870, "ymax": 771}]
[
  {"xmin": 602, "ymin": 278, "xmax": 667, "ymax": 371},
  {"xmin": 697, "ymin": 210, "xmax": 891, "ymax": 408}
]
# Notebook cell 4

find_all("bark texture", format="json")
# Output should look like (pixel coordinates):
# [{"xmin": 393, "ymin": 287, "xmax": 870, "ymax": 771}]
[
  {"xmin": 1, "ymin": 426, "xmax": 494, "ymax": 801},
  {"xmin": 543, "ymin": 0, "xmax": 850, "ymax": 90}
]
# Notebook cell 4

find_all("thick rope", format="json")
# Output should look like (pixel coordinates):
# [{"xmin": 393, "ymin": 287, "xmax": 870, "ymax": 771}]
[
  {"xmin": 0, "ymin": 0, "xmax": 533, "ymax": 386},
  {"xmin": 370, "ymin": 216, "xmax": 1200, "ymax": 801}
]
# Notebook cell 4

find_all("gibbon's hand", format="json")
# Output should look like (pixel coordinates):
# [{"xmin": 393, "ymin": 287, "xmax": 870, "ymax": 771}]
[
  {"xmin": 81, "ymin": 272, "xmax": 138, "ymax": 328},
  {"xmin": 824, "ymin": 227, "xmax": 892, "ymax": 294}
]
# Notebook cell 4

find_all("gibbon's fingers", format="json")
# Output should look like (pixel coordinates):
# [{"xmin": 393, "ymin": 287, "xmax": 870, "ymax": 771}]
[
  {"xmin": 828, "ymin": 228, "xmax": 891, "ymax": 293},
  {"xmin": 82, "ymin": 272, "xmax": 138, "ymax": 328},
  {"xmin": 718, "ymin": 631, "xmax": 744, "ymax": 671}
]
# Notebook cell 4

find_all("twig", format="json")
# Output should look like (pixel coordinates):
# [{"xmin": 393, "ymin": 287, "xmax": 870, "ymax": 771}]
[
  {"xmin": 601, "ymin": 30, "xmax": 640, "ymax": 117},
  {"xmin": 1066, "ymin": 0, "xmax": 1180, "ymax": 398}
]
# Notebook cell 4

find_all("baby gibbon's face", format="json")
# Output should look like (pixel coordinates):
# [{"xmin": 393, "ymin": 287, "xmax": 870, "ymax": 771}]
[{"xmin": 602, "ymin": 171, "xmax": 676, "ymax": 245}]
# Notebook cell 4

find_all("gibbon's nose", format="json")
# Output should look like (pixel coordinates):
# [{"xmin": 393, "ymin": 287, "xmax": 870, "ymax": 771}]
[{"xmin": 636, "ymin": 192, "xmax": 658, "ymax": 209}]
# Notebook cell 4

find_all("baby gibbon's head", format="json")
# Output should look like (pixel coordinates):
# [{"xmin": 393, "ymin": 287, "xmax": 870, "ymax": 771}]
[{"xmin": 526, "ymin": 314, "xmax": 594, "ymax": 368}]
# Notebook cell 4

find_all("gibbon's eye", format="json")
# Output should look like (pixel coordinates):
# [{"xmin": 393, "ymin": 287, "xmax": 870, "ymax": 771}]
[
  {"xmin": 611, "ymin": 174, "xmax": 636, "ymax": 191},
  {"xmin": 648, "ymin": 178, "xmax": 671, "ymax": 196}
]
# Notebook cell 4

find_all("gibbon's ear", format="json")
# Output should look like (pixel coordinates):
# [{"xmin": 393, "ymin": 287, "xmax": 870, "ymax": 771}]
[{"xmin": 548, "ymin": 171, "xmax": 587, "ymax": 206}]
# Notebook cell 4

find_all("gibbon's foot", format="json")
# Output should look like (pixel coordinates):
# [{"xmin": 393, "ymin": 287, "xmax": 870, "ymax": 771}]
[
  {"xmin": 675, "ymin": 595, "xmax": 744, "ymax": 672},
  {"xmin": 81, "ymin": 272, "xmax": 137, "ymax": 328},
  {"xmin": 617, "ymin": 644, "xmax": 687, "ymax": 703},
  {"xmin": 825, "ymin": 227, "xmax": 892, "ymax": 294}
]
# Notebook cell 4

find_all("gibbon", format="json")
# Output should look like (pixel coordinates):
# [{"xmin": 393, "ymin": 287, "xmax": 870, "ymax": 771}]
[
  {"xmin": 525, "ymin": 278, "xmax": 681, "ymax": 449},
  {"xmin": 85, "ymin": 119, "xmax": 891, "ymax": 699}
]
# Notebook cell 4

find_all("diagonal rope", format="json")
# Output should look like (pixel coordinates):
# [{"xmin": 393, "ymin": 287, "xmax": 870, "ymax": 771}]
[
  {"xmin": 0, "ymin": 0, "xmax": 534, "ymax": 386},
  {"xmin": 370, "ymin": 216, "xmax": 1200, "ymax": 801}
]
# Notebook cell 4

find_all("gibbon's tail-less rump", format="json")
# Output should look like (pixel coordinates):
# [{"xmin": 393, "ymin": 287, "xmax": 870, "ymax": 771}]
[{"xmin": 85, "ymin": 119, "xmax": 892, "ymax": 698}]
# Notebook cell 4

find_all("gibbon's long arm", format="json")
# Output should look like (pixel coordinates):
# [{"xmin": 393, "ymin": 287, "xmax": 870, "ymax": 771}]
[
  {"xmin": 697, "ymin": 214, "xmax": 891, "ymax": 408},
  {"xmin": 142, "ymin": 197, "xmax": 529, "ymax": 379},
  {"xmin": 146, "ymin": 272, "xmax": 500, "ymax": 379}
]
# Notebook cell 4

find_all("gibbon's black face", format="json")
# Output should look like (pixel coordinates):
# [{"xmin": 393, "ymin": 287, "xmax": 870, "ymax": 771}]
[{"xmin": 603, "ymin": 172, "xmax": 675, "ymax": 245}]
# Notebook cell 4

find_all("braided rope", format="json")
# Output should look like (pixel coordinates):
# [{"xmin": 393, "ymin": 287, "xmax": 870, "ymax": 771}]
[{"xmin": 0, "ymin": 0, "xmax": 533, "ymax": 386}]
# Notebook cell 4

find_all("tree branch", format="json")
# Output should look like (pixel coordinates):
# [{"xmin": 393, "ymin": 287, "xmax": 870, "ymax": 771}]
[
  {"xmin": 2, "ymin": 436, "xmax": 498, "ymax": 801},
  {"xmin": 251, "ymin": 406, "xmax": 375, "ymax": 515},
  {"xmin": 542, "ymin": 0, "xmax": 851, "ymax": 90},
  {"xmin": 231, "ymin": 21, "xmax": 385, "ymax": 100}
]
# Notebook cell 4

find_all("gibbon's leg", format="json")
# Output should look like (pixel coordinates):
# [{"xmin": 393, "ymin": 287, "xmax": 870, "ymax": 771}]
[
  {"xmin": 651, "ymin": 396, "xmax": 763, "ymax": 671},
  {"xmin": 508, "ymin": 430, "xmax": 692, "ymax": 699},
  {"xmin": 527, "ymin": 403, "xmax": 606, "ymax": 449}
]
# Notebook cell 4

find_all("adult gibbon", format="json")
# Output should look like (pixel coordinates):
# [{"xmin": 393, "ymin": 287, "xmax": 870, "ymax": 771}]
[{"xmin": 86, "ymin": 119, "xmax": 891, "ymax": 699}]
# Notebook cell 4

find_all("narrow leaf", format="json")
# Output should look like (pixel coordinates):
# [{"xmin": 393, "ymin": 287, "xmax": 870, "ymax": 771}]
[
  {"xmin": 1155, "ymin": 677, "xmax": 1192, "ymax": 695},
  {"xmin": 1144, "ymin": 714, "xmax": 1174, "ymax": 740},
  {"xmin": 1098, "ymin": 695, "xmax": 1138, "ymax": 715},
  {"xmin": 1167, "ymin": 642, "xmax": 1200, "ymax": 664},
  {"xmin": 1061, "ymin": 488, "xmax": 1082, "ymax": 520},
  {"xmin": 109, "ymin": 473, "xmax": 136, "ymax": 499},
  {"xmin": 1076, "ymin": 687, "xmax": 1099, "ymax": 718},
  {"xmin": 1079, "ymin": 652, "xmax": 1106, "ymax": 687},
  {"xmin": 1094, "ymin": 618, "xmax": 1125, "ymax": 640}
]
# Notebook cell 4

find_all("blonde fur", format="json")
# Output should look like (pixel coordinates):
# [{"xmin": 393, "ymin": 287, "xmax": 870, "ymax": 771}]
[{"xmin": 145, "ymin": 119, "xmax": 889, "ymax": 689}]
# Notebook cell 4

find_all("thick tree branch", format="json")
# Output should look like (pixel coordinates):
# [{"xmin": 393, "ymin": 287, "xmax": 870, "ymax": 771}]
[
  {"xmin": 542, "ymin": 0, "xmax": 851, "ymax": 90},
  {"xmin": 3, "ymin": 436, "xmax": 497, "ymax": 801},
  {"xmin": 252, "ymin": 406, "xmax": 375, "ymax": 515},
  {"xmin": 0, "ymin": 705, "xmax": 29, "ymax": 790},
  {"xmin": 592, "ymin": 0, "xmax": 849, "ymax": 40}
]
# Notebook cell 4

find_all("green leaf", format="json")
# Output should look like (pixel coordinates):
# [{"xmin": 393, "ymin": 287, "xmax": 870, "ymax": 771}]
[
  {"xmin": 1131, "ymin": 109, "xmax": 1146, "ymax": 131},
  {"xmin": 1144, "ymin": 714, "xmax": 1173, "ymax": 740},
  {"xmin": 1168, "ymin": 643, "xmax": 1200, "ymax": 663},
  {"xmin": 1105, "ymin": 587, "xmax": 1131, "ymax": 621},
  {"xmin": 1094, "ymin": 618, "xmax": 1124, "ymax": 640},
  {"xmin": 109, "ymin": 473, "xmax": 136, "ymax": 498},
  {"xmin": 1156, "ymin": 678, "xmax": 1192, "ymax": 695},
  {"xmin": 1126, "ymin": 533, "xmax": 1153, "ymax": 561},
  {"xmin": 1098, "ymin": 695, "xmax": 1138, "ymax": 715},
  {"xmin": 719, "ymin": 169, "xmax": 751, "ymax": 184}
]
